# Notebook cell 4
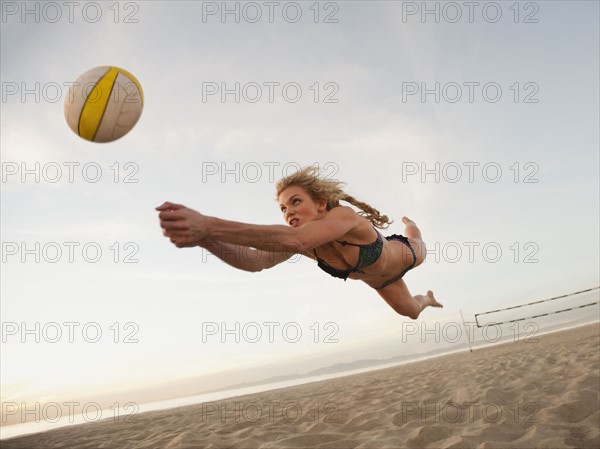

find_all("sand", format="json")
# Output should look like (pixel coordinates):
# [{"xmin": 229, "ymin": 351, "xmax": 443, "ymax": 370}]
[{"xmin": 3, "ymin": 323, "xmax": 599, "ymax": 449}]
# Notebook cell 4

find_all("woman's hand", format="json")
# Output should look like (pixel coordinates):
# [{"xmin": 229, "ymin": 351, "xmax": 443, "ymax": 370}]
[{"xmin": 156, "ymin": 201, "xmax": 209, "ymax": 248}]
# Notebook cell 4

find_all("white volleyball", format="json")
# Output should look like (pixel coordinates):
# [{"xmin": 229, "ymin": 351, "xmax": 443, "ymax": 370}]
[{"xmin": 64, "ymin": 66, "xmax": 144, "ymax": 143}]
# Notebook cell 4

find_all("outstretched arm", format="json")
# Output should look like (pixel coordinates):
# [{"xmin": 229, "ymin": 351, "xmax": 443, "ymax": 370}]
[
  {"xmin": 156, "ymin": 201, "xmax": 359, "ymax": 253},
  {"xmin": 198, "ymin": 238, "xmax": 292, "ymax": 272}
]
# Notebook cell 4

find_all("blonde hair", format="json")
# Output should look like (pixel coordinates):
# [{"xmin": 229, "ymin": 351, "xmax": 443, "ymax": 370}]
[{"xmin": 275, "ymin": 166, "xmax": 393, "ymax": 229}]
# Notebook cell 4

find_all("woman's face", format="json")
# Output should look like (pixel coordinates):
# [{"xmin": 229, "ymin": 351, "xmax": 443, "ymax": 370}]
[{"xmin": 278, "ymin": 186, "xmax": 327, "ymax": 227}]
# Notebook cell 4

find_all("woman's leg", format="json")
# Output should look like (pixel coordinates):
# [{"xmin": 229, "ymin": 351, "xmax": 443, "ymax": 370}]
[
  {"xmin": 377, "ymin": 279, "xmax": 442, "ymax": 319},
  {"xmin": 375, "ymin": 217, "xmax": 441, "ymax": 318}
]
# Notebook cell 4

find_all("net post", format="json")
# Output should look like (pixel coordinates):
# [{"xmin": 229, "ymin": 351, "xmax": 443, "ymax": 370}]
[{"xmin": 460, "ymin": 309, "xmax": 473, "ymax": 353}]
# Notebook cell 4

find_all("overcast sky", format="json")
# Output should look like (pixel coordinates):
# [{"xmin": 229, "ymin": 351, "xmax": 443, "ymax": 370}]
[{"xmin": 1, "ymin": 0, "xmax": 599, "ymax": 411}]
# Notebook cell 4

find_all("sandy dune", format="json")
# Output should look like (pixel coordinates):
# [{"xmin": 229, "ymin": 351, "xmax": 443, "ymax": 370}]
[{"xmin": 3, "ymin": 323, "xmax": 599, "ymax": 448}]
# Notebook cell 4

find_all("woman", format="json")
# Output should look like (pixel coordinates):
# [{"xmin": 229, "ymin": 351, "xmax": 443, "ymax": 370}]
[{"xmin": 156, "ymin": 166, "xmax": 442, "ymax": 319}]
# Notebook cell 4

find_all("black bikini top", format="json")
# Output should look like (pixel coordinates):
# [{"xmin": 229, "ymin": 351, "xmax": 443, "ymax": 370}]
[{"xmin": 312, "ymin": 229, "xmax": 383, "ymax": 281}]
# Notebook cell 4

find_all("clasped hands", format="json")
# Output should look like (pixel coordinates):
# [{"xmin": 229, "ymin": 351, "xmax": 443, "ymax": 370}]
[{"xmin": 156, "ymin": 201, "xmax": 208, "ymax": 248}]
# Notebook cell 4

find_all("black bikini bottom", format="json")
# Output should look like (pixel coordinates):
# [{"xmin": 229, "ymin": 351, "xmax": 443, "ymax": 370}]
[{"xmin": 375, "ymin": 234, "xmax": 417, "ymax": 290}]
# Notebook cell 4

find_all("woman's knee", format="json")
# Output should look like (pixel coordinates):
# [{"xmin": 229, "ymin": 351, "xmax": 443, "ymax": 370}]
[
  {"xmin": 386, "ymin": 297, "xmax": 420, "ymax": 319},
  {"xmin": 395, "ymin": 305, "xmax": 420, "ymax": 320}
]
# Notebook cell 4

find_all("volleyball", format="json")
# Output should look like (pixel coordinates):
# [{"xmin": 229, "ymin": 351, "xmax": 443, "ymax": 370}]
[{"xmin": 64, "ymin": 66, "xmax": 144, "ymax": 143}]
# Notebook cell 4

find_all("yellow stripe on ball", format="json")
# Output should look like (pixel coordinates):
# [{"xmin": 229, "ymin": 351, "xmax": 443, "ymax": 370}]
[{"xmin": 78, "ymin": 67, "xmax": 119, "ymax": 141}]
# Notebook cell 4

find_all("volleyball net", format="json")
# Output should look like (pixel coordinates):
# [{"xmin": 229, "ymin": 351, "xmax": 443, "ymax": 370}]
[{"xmin": 474, "ymin": 287, "xmax": 600, "ymax": 327}]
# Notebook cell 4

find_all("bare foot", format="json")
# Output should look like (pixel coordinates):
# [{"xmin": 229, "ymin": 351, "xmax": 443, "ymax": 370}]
[
  {"xmin": 427, "ymin": 290, "xmax": 443, "ymax": 308},
  {"xmin": 402, "ymin": 217, "xmax": 423, "ymax": 240}
]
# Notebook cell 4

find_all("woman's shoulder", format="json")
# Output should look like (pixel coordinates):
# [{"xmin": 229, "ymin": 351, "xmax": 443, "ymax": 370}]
[
  {"xmin": 326, "ymin": 206, "xmax": 375, "ymax": 238},
  {"xmin": 327, "ymin": 205, "xmax": 358, "ymax": 217},
  {"xmin": 324, "ymin": 205, "xmax": 367, "ymax": 226}
]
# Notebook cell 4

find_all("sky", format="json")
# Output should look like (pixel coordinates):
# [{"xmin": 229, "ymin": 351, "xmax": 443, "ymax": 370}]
[{"xmin": 1, "ymin": 0, "xmax": 599, "ymax": 428}]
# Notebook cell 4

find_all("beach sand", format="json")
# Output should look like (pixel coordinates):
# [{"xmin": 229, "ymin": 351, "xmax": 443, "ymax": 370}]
[{"xmin": 3, "ymin": 323, "xmax": 599, "ymax": 449}]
